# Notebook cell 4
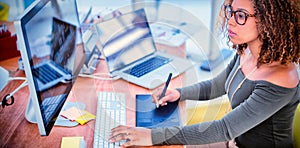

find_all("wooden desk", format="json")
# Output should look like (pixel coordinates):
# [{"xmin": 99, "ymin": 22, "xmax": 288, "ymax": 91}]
[{"xmin": 0, "ymin": 43, "xmax": 187, "ymax": 147}]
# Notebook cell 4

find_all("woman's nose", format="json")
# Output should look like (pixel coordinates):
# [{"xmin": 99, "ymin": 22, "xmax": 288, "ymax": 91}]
[{"xmin": 227, "ymin": 15, "xmax": 236, "ymax": 26}]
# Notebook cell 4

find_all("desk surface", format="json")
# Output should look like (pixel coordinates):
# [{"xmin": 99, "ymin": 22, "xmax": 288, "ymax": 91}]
[{"xmin": 0, "ymin": 43, "xmax": 188, "ymax": 148}]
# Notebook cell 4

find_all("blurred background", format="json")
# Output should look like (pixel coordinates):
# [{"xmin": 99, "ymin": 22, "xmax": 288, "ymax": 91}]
[{"xmin": 1, "ymin": 0, "xmax": 231, "ymax": 78}]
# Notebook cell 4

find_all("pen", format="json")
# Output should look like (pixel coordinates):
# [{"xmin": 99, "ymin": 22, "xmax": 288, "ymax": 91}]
[{"xmin": 156, "ymin": 73, "xmax": 172, "ymax": 108}]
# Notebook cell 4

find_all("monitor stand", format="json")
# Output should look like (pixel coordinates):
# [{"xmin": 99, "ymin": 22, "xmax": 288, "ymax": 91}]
[{"xmin": 25, "ymin": 96, "xmax": 37, "ymax": 123}]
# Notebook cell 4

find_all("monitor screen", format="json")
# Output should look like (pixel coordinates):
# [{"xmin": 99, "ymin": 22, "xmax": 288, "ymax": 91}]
[{"xmin": 14, "ymin": 0, "xmax": 85, "ymax": 136}]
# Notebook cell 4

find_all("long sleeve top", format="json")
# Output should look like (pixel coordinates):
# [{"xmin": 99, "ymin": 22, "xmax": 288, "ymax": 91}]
[{"xmin": 151, "ymin": 54, "xmax": 300, "ymax": 148}]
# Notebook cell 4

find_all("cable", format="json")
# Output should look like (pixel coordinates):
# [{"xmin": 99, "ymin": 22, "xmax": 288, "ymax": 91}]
[
  {"xmin": 1, "ymin": 77, "xmax": 27, "ymax": 108},
  {"xmin": 78, "ymin": 73, "xmax": 120, "ymax": 81},
  {"xmin": 8, "ymin": 77, "xmax": 27, "ymax": 81}
]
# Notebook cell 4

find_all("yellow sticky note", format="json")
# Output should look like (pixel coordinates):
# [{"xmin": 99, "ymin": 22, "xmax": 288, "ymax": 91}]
[
  {"xmin": 75, "ymin": 110, "xmax": 96, "ymax": 125},
  {"xmin": 61, "ymin": 136, "xmax": 85, "ymax": 148}
]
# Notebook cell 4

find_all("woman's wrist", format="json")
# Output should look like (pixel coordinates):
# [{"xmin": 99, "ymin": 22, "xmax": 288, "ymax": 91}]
[{"xmin": 175, "ymin": 88, "xmax": 183, "ymax": 101}]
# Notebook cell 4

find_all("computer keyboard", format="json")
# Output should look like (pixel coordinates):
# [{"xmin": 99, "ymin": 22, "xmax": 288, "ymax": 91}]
[
  {"xmin": 124, "ymin": 56, "xmax": 170, "ymax": 78},
  {"xmin": 93, "ymin": 91, "xmax": 126, "ymax": 148}
]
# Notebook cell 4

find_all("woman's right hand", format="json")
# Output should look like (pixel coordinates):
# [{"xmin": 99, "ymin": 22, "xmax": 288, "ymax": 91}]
[{"xmin": 152, "ymin": 88, "xmax": 180, "ymax": 107}]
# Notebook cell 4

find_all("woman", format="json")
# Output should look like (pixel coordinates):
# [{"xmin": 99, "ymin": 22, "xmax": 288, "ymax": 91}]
[{"xmin": 109, "ymin": 0, "xmax": 300, "ymax": 147}]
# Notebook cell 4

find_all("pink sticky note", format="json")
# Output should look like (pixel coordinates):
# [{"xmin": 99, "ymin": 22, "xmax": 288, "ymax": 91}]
[{"xmin": 60, "ymin": 107, "xmax": 85, "ymax": 121}]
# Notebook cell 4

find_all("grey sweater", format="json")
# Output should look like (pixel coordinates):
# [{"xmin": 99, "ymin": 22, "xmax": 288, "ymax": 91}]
[{"xmin": 151, "ymin": 54, "xmax": 300, "ymax": 148}]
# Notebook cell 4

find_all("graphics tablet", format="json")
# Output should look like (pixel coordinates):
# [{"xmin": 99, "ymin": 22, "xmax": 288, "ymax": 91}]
[{"xmin": 136, "ymin": 94, "xmax": 181, "ymax": 128}]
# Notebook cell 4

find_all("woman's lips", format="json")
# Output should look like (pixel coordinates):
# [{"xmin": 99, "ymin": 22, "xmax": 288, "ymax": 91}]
[{"xmin": 228, "ymin": 29, "xmax": 237, "ymax": 37}]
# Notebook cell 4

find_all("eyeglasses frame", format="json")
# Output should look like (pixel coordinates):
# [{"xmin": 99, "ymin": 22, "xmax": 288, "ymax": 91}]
[{"xmin": 224, "ymin": 4, "xmax": 255, "ymax": 25}]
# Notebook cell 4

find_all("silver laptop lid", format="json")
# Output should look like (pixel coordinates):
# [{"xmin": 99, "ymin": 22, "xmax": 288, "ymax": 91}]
[{"xmin": 97, "ymin": 8, "xmax": 156, "ymax": 73}]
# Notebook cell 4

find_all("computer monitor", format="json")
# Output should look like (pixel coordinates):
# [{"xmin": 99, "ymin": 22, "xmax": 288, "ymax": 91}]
[{"xmin": 14, "ymin": 0, "xmax": 85, "ymax": 136}]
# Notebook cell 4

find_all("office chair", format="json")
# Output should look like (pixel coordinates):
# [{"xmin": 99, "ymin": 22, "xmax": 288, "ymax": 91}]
[{"xmin": 186, "ymin": 96, "xmax": 230, "ymax": 125}]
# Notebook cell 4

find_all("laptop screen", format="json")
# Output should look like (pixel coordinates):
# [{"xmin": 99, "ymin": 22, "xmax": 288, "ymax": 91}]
[
  {"xmin": 51, "ymin": 17, "xmax": 77, "ymax": 73},
  {"xmin": 97, "ymin": 8, "xmax": 156, "ymax": 73}
]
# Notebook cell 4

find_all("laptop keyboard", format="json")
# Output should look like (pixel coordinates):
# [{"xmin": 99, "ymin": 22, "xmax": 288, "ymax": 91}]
[
  {"xmin": 32, "ymin": 64, "xmax": 63, "ymax": 84},
  {"xmin": 124, "ymin": 56, "xmax": 170, "ymax": 78},
  {"xmin": 93, "ymin": 91, "xmax": 126, "ymax": 148},
  {"xmin": 40, "ymin": 94, "xmax": 66, "ymax": 124}
]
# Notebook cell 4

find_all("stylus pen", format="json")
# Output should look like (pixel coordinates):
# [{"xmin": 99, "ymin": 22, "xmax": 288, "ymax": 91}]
[{"xmin": 156, "ymin": 73, "xmax": 173, "ymax": 108}]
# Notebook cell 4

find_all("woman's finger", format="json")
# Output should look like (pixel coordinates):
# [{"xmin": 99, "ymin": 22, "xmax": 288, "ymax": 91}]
[
  {"xmin": 152, "ymin": 88, "xmax": 163, "ymax": 102},
  {"xmin": 109, "ymin": 125, "xmax": 130, "ymax": 141}
]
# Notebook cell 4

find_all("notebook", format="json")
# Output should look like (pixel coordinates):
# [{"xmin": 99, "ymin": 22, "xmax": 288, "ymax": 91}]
[
  {"xmin": 97, "ymin": 8, "xmax": 193, "ymax": 89},
  {"xmin": 33, "ymin": 17, "xmax": 77, "ymax": 92},
  {"xmin": 136, "ymin": 94, "xmax": 181, "ymax": 128}
]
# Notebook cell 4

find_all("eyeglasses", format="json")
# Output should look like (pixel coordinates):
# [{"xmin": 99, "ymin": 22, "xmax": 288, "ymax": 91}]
[{"xmin": 224, "ymin": 5, "xmax": 255, "ymax": 25}]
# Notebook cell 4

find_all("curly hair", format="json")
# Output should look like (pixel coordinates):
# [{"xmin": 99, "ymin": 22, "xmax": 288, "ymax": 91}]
[{"xmin": 219, "ymin": 0, "xmax": 300, "ymax": 67}]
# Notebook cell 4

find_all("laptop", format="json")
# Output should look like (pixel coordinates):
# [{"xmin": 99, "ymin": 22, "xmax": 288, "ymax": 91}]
[
  {"xmin": 32, "ymin": 17, "xmax": 77, "ymax": 92},
  {"xmin": 97, "ymin": 8, "xmax": 193, "ymax": 89}
]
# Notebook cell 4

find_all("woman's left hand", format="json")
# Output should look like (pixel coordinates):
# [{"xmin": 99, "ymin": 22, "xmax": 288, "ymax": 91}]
[{"xmin": 109, "ymin": 125, "xmax": 152, "ymax": 147}]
